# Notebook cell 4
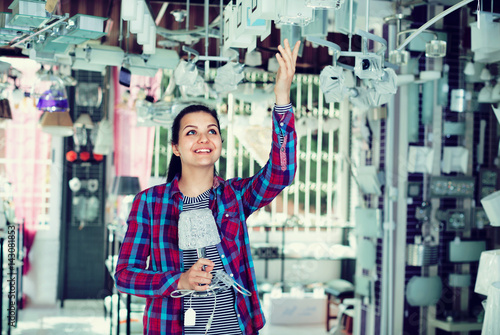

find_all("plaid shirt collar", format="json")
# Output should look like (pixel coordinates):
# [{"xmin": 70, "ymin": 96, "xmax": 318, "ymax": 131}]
[{"xmin": 170, "ymin": 174, "xmax": 223, "ymax": 196}]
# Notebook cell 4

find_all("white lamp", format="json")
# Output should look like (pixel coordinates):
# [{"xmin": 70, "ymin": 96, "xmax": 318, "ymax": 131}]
[
  {"xmin": 213, "ymin": 62, "xmax": 245, "ymax": 93},
  {"xmin": 475, "ymin": 250, "xmax": 500, "ymax": 335},
  {"xmin": 121, "ymin": 0, "xmax": 138, "ymax": 21},
  {"xmin": 319, "ymin": 65, "xmax": 345, "ymax": 103},
  {"xmin": 491, "ymin": 81, "xmax": 500, "ymax": 102},
  {"xmin": 475, "ymin": 250, "xmax": 500, "ymax": 296},
  {"xmin": 464, "ymin": 61, "xmax": 475, "ymax": 76},
  {"xmin": 137, "ymin": 13, "xmax": 151, "ymax": 45},
  {"xmin": 130, "ymin": 0, "xmax": 145, "ymax": 34},
  {"xmin": 481, "ymin": 191, "xmax": 500, "ymax": 226},
  {"xmin": 441, "ymin": 146, "xmax": 469, "ymax": 174},
  {"xmin": 479, "ymin": 84, "xmax": 493, "ymax": 103},
  {"xmin": 143, "ymin": 20, "xmax": 157, "ymax": 55},
  {"xmin": 74, "ymin": 113, "xmax": 94, "ymax": 129},
  {"xmin": 482, "ymin": 281, "xmax": 500, "ymax": 335},
  {"xmin": 492, "ymin": 104, "xmax": 500, "ymax": 125},
  {"xmin": 408, "ymin": 146, "xmax": 434, "ymax": 174},
  {"xmin": 480, "ymin": 67, "xmax": 492, "ymax": 81},
  {"xmin": 93, "ymin": 119, "xmax": 114, "ymax": 155}
]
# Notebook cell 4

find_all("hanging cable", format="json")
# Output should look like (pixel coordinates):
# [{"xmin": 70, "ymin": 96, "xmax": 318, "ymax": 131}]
[{"xmin": 397, "ymin": 0, "xmax": 475, "ymax": 51}]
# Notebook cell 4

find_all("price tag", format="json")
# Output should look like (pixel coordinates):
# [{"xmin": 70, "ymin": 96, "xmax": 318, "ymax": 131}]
[{"xmin": 184, "ymin": 308, "xmax": 196, "ymax": 326}]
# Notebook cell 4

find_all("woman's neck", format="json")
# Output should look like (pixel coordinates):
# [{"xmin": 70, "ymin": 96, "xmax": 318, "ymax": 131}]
[{"xmin": 177, "ymin": 167, "xmax": 214, "ymax": 197}]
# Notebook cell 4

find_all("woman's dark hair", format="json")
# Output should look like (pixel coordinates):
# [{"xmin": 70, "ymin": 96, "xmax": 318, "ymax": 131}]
[{"xmin": 166, "ymin": 104, "xmax": 221, "ymax": 183}]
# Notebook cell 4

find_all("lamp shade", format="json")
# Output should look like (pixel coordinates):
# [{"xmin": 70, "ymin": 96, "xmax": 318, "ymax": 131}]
[
  {"xmin": 479, "ymin": 84, "xmax": 493, "ymax": 103},
  {"xmin": 475, "ymin": 249, "xmax": 500, "ymax": 296},
  {"xmin": 482, "ymin": 281, "xmax": 500, "ymax": 335},
  {"xmin": 464, "ymin": 61, "xmax": 475, "ymax": 76},
  {"xmin": 39, "ymin": 111, "xmax": 74, "ymax": 136},
  {"xmin": 178, "ymin": 208, "xmax": 221, "ymax": 250},
  {"xmin": 93, "ymin": 119, "xmax": 114, "ymax": 155},
  {"xmin": 74, "ymin": 113, "xmax": 94, "ymax": 129},
  {"xmin": 0, "ymin": 99, "xmax": 12, "ymax": 120},
  {"xmin": 33, "ymin": 73, "xmax": 69, "ymax": 112},
  {"xmin": 406, "ymin": 276, "xmax": 443, "ymax": 306},
  {"xmin": 425, "ymin": 40, "xmax": 446, "ymax": 58},
  {"xmin": 112, "ymin": 176, "xmax": 141, "ymax": 196},
  {"xmin": 320, "ymin": 65, "xmax": 345, "ymax": 103},
  {"xmin": 481, "ymin": 191, "xmax": 500, "ymax": 226},
  {"xmin": 491, "ymin": 82, "xmax": 500, "ymax": 102},
  {"xmin": 480, "ymin": 68, "xmax": 492, "ymax": 81}
]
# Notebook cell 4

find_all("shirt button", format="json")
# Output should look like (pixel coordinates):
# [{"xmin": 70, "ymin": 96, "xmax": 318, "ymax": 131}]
[
  {"xmin": 221, "ymin": 255, "xmax": 225, "ymax": 258},
  {"xmin": 230, "ymin": 274, "xmax": 233, "ymax": 277},
  {"xmin": 280, "ymin": 122, "xmax": 284, "ymax": 126},
  {"xmin": 237, "ymin": 314, "xmax": 240, "ymax": 318},
  {"xmin": 281, "ymin": 147, "xmax": 285, "ymax": 152},
  {"xmin": 225, "ymin": 213, "xmax": 229, "ymax": 217}
]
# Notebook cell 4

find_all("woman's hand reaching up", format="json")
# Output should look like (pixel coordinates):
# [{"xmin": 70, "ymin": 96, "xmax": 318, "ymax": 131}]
[{"xmin": 274, "ymin": 39, "xmax": 301, "ymax": 105}]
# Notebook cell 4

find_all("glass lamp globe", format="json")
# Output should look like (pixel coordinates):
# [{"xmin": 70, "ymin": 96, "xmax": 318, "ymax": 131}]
[{"xmin": 32, "ymin": 73, "xmax": 69, "ymax": 112}]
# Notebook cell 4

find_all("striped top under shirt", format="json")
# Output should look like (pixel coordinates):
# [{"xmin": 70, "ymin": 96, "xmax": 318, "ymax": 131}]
[{"xmin": 182, "ymin": 189, "xmax": 242, "ymax": 335}]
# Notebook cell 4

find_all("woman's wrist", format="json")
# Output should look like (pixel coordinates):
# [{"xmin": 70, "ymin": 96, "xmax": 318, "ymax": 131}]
[{"xmin": 275, "ymin": 95, "xmax": 290, "ymax": 106}]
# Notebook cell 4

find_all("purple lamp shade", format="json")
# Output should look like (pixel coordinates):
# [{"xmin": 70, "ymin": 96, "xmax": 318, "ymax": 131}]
[
  {"xmin": 37, "ymin": 89, "xmax": 69, "ymax": 112},
  {"xmin": 33, "ymin": 74, "xmax": 69, "ymax": 112}
]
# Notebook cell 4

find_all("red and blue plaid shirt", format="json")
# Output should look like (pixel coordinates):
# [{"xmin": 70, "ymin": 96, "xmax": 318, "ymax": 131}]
[{"xmin": 115, "ymin": 104, "xmax": 296, "ymax": 334}]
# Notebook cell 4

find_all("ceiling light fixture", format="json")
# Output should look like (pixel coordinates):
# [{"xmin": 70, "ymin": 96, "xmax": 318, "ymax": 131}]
[
  {"xmin": 7, "ymin": 0, "xmax": 49, "ymax": 28},
  {"xmin": 320, "ymin": 65, "xmax": 345, "ymax": 103},
  {"xmin": 121, "ymin": 0, "xmax": 138, "ymax": 21},
  {"xmin": 173, "ymin": 60, "xmax": 198, "ymax": 87},
  {"xmin": 306, "ymin": 0, "xmax": 345, "ymax": 9},
  {"xmin": 276, "ymin": 0, "xmax": 314, "ymax": 26},
  {"xmin": 389, "ymin": 49, "xmax": 409, "ymax": 65},
  {"xmin": 214, "ymin": 61, "xmax": 245, "ymax": 93},
  {"xmin": 425, "ymin": 39, "xmax": 447, "ymax": 58}
]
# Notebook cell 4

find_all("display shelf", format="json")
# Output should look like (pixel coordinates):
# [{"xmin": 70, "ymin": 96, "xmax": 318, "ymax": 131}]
[
  {"xmin": 249, "ymin": 225, "xmax": 354, "ymax": 232},
  {"xmin": 252, "ymin": 221, "xmax": 354, "ymax": 283},
  {"xmin": 254, "ymin": 256, "xmax": 356, "ymax": 261},
  {"xmin": 428, "ymin": 317, "xmax": 482, "ymax": 332}
]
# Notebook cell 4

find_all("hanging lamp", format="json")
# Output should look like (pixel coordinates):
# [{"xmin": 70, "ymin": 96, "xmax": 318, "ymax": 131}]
[
  {"xmin": 32, "ymin": 72, "xmax": 69, "ymax": 112},
  {"xmin": 39, "ymin": 111, "xmax": 74, "ymax": 136}
]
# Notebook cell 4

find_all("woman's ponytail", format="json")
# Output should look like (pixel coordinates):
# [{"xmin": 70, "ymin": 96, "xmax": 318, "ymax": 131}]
[{"xmin": 166, "ymin": 154, "xmax": 182, "ymax": 183}]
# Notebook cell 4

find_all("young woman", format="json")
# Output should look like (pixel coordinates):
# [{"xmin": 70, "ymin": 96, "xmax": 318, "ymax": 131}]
[{"xmin": 115, "ymin": 39, "xmax": 300, "ymax": 335}]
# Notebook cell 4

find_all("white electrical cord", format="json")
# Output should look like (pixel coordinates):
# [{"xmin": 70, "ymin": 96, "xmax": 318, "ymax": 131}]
[
  {"xmin": 397, "ymin": 0, "xmax": 475, "ymax": 51},
  {"xmin": 170, "ymin": 270, "xmax": 252, "ymax": 333}
]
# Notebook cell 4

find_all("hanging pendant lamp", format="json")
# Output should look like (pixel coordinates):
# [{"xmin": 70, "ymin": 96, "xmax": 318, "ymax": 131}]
[
  {"xmin": 33, "ymin": 73, "xmax": 69, "ymax": 112},
  {"xmin": 39, "ymin": 111, "xmax": 74, "ymax": 136}
]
